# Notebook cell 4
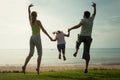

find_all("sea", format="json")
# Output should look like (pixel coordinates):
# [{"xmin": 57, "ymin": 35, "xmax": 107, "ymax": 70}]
[{"xmin": 0, "ymin": 48, "xmax": 120, "ymax": 66}]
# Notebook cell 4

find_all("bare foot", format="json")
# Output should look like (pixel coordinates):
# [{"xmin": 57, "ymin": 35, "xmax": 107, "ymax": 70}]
[
  {"xmin": 73, "ymin": 52, "xmax": 77, "ymax": 57},
  {"xmin": 84, "ymin": 69, "xmax": 88, "ymax": 73},
  {"xmin": 63, "ymin": 56, "xmax": 66, "ymax": 61},
  {"xmin": 22, "ymin": 66, "xmax": 26, "ymax": 74},
  {"xmin": 59, "ymin": 54, "xmax": 61, "ymax": 59},
  {"xmin": 36, "ymin": 68, "xmax": 39, "ymax": 75}
]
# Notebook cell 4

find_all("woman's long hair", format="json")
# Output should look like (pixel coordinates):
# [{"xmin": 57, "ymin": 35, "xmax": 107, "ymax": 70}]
[{"xmin": 31, "ymin": 11, "xmax": 37, "ymax": 23}]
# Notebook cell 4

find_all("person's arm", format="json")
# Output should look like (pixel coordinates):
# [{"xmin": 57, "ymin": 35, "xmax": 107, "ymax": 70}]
[
  {"xmin": 28, "ymin": 4, "xmax": 33, "ymax": 23},
  {"xmin": 64, "ymin": 30, "xmax": 70, "ymax": 37},
  {"xmin": 38, "ymin": 20, "xmax": 52, "ymax": 40},
  {"xmin": 51, "ymin": 36, "xmax": 57, "ymax": 41},
  {"xmin": 68, "ymin": 22, "xmax": 82, "ymax": 32},
  {"xmin": 51, "ymin": 32, "xmax": 57, "ymax": 41},
  {"xmin": 92, "ymin": 2, "xmax": 96, "ymax": 17}
]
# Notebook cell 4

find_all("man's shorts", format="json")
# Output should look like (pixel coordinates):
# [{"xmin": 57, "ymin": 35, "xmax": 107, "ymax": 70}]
[
  {"xmin": 76, "ymin": 35, "xmax": 92, "ymax": 60},
  {"xmin": 29, "ymin": 34, "xmax": 42, "ymax": 56}
]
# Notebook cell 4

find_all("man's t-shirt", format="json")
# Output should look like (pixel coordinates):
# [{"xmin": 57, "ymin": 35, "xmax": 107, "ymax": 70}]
[{"xmin": 80, "ymin": 16, "xmax": 95, "ymax": 36}]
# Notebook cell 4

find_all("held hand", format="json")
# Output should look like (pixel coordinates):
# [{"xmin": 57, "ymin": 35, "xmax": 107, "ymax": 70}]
[
  {"xmin": 49, "ymin": 36, "xmax": 53, "ymax": 41},
  {"xmin": 53, "ymin": 32, "xmax": 56, "ymax": 34},
  {"xmin": 50, "ymin": 38, "xmax": 54, "ymax": 41},
  {"xmin": 68, "ymin": 28, "xmax": 71, "ymax": 32},
  {"xmin": 92, "ymin": 2, "xmax": 96, "ymax": 7},
  {"xmin": 29, "ymin": 4, "xmax": 34, "ymax": 8},
  {"xmin": 67, "ymin": 29, "xmax": 70, "ymax": 37}
]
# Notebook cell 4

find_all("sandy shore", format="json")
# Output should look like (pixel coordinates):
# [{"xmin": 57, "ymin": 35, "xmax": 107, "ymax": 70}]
[{"xmin": 0, "ymin": 64, "xmax": 120, "ymax": 72}]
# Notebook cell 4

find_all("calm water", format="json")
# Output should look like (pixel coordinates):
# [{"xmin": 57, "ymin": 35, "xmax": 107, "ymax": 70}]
[{"xmin": 0, "ymin": 48, "xmax": 120, "ymax": 66}]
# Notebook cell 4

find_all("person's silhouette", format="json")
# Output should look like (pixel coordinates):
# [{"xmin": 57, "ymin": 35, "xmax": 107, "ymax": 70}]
[
  {"xmin": 22, "ymin": 4, "xmax": 52, "ymax": 75},
  {"xmin": 68, "ymin": 2, "xmax": 96, "ymax": 73}
]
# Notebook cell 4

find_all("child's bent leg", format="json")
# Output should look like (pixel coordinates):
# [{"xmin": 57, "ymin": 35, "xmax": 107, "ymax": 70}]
[
  {"xmin": 62, "ymin": 49, "xmax": 66, "ymax": 61},
  {"xmin": 58, "ymin": 50, "xmax": 61, "ymax": 59},
  {"xmin": 58, "ymin": 47, "xmax": 61, "ymax": 59},
  {"xmin": 57, "ymin": 45, "xmax": 61, "ymax": 59}
]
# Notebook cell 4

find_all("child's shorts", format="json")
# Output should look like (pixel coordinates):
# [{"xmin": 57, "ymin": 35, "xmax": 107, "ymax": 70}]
[{"xmin": 57, "ymin": 44, "xmax": 65, "ymax": 52}]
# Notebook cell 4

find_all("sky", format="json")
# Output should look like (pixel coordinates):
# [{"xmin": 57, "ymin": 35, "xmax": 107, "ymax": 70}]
[{"xmin": 0, "ymin": 0, "xmax": 120, "ymax": 49}]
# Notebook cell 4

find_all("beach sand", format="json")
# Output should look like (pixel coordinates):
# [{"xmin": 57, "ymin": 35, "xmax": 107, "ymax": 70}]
[{"xmin": 0, "ymin": 64, "xmax": 120, "ymax": 72}]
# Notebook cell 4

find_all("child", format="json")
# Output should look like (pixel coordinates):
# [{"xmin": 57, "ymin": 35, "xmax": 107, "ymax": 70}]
[
  {"xmin": 68, "ymin": 2, "xmax": 96, "ymax": 73},
  {"xmin": 51, "ymin": 30, "xmax": 70, "ymax": 61}
]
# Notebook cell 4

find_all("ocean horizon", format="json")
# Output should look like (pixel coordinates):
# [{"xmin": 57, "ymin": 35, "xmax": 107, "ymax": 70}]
[{"xmin": 0, "ymin": 48, "xmax": 120, "ymax": 66}]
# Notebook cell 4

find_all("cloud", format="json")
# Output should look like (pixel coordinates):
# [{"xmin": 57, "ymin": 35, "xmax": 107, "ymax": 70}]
[
  {"xmin": 108, "ymin": 16, "xmax": 120, "ymax": 19},
  {"xmin": 0, "ymin": 0, "xmax": 120, "ymax": 49}
]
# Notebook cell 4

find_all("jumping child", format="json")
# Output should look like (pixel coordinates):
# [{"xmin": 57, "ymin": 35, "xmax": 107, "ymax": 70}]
[{"xmin": 51, "ymin": 30, "xmax": 70, "ymax": 61}]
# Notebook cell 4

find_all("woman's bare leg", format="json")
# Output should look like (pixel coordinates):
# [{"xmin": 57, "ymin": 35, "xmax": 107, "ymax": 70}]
[
  {"xmin": 36, "ymin": 55, "xmax": 42, "ymax": 75},
  {"xmin": 22, "ymin": 55, "xmax": 32, "ymax": 74}
]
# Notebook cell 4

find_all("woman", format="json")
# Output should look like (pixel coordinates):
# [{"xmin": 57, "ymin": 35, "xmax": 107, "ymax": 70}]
[{"xmin": 22, "ymin": 4, "xmax": 52, "ymax": 74}]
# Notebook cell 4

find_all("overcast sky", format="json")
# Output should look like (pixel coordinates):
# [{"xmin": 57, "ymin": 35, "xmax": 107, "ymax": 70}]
[{"xmin": 0, "ymin": 0, "xmax": 120, "ymax": 49}]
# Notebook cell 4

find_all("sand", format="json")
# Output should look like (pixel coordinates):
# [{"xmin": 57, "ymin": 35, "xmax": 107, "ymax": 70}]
[{"xmin": 0, "ymin": 64, "xmax": 120, "ymax": 72}]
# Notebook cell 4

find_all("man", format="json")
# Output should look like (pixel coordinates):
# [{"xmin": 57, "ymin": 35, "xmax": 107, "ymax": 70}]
[{"xmin": 68, "ymin": 2, "xmax": 96, "ymax": 73}]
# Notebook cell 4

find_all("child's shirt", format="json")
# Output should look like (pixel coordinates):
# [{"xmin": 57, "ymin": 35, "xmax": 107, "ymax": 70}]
[{"xmin": 56, "ymin": 32, "xmax": 65, "ymax": 45}]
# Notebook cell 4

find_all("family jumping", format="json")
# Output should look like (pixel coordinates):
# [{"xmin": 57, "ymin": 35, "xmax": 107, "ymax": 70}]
[{"xmin": 22, "ymin": 2, "xmax": 96, "ymax": 74}]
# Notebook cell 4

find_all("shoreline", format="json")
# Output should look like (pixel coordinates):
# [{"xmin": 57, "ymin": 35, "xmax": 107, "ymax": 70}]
[{"xmin": 0, "ymin": 64, "xmax": 120, "ymax": 72}]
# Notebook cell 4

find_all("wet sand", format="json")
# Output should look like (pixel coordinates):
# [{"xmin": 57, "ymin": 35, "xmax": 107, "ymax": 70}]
[{"xmin": 0, "ymin": 64, "xmax": 120, "ymax": 72}]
